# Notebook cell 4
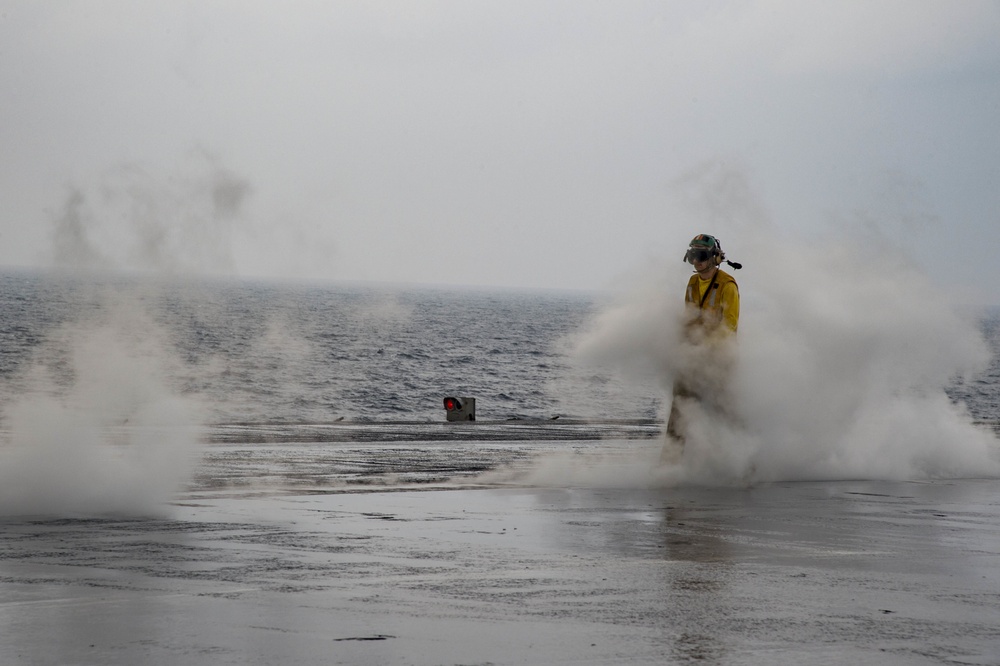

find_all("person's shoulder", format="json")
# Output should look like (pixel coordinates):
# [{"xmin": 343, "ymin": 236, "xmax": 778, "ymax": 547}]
[{"xmin": 717, "ymin": 270, "xmax": 739, "ymax": 289}]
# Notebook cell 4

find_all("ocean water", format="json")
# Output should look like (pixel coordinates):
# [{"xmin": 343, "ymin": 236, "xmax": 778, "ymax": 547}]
[
  {"xmin": 0, "ymin": 270, "xmax": 664, "ymax": 428},
  {"xmin": 0, "ymin": 269, "xmax": 996, "ymax": 432},
  {"xmin": 950, "ymin": 310, "xmax": 1000, "ymax": 421}
]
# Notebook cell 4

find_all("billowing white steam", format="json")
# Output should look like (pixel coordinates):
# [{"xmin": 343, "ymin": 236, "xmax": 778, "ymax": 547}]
[
  {"xmin": 569, "ymin": 230, "xmax": 999, "ymax": 485},
  {"xmin": 0, "ymin": 296, "xmax": 203, "ymax": 516},
  {"xmin": 0, "ymin": 153, "xmax": 245, "ymax": 517}
]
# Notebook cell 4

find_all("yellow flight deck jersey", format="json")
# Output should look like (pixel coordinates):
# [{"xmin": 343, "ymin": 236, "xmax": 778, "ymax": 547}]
[{"xmin": 684, "ymin": 269, "xmax": 739, "ymax": 336}]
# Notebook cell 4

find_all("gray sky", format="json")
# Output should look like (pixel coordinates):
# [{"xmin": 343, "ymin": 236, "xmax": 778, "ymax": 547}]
[{"xmin": 2, "ymin": 1, "xmax": 999, "ymax": 297}]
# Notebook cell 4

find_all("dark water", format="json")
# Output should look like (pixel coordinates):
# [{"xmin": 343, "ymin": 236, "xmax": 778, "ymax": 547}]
[
  {"xmin": 950, "ymin": 310, "xmax": 1000, "ymax": 421},
  {"xmin": 0, "ymin": 270, "xmax": 996, "ymax": 428},
  {"xmin": 0, "ymin": 270, "xmax": 660, "ymax": 425}
]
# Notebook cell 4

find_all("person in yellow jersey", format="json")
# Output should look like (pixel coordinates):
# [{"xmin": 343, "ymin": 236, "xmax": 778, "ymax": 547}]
[{"xmin": 661, "ymin": 233, "xmax": 742, "ymax": 464}]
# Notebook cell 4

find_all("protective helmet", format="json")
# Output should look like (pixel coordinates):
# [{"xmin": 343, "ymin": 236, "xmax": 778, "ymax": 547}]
[{"xmin": 683, "ymin": 234, "xmax": 723, "ymax": 265}]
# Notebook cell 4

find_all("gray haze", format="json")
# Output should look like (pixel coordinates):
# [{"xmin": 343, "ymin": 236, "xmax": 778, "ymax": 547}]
[{"xmin": 1, "ymin": 1, "xmax": 999, "ymax": 297}]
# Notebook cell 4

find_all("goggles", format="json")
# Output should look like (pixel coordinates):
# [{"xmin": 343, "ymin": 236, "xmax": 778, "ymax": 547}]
[{"xmin": 686, "ymin": 248, "xmax": 715, "ymax": 263}]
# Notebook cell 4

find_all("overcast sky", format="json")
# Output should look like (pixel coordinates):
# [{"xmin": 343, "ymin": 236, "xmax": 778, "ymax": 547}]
[{"xmin": 2, "ymin": 1, "xmax": 998, "ymax": 297}]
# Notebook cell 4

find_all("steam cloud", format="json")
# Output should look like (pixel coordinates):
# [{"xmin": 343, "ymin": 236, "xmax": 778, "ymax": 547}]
[
  {"xmin": 0, "ymin": 155, "xmax": 249, "ymax": 517},
  {"xmin": 564, "ymin": 164, "xmax": 1000, "ymax": 486},
  {"xmin": 50, "ymin": 152, "xmax": 251, "ymax": 275},
  {"xmin": 0, "ymin": 297, "xmax": 203, "ymax": 517}
]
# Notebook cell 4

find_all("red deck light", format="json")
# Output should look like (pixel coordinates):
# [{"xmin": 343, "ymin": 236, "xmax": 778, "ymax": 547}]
[{"xmin": 442, "ymin": 396, "xmax": 476, "ymax": 421}]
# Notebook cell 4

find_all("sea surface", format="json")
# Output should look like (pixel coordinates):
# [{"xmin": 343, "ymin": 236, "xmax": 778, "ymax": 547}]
[
  {"xmin": 0, "ymin": 270, "xmax": 664, "ymax": 429},
  {"xmin": 0, "ymin": 269, "xmax": 997, "ymax": 431}
]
